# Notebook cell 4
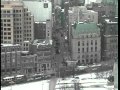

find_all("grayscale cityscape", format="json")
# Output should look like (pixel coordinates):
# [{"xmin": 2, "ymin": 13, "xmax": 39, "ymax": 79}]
[{"xmin": 1, "ymin": 0, "xmax": 118, "ymax": 90}]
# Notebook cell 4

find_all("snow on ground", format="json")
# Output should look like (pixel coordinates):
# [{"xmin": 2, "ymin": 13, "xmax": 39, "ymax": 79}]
[
  {"xmin": 55, "ymin": 70, "xmax": 114, "ymax": 90},
  {"xmin": 1, "ymin": 80, "xmax": 50, "ymax": 90}
]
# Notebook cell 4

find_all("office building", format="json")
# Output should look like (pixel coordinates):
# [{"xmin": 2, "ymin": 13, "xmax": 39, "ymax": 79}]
[
  {"xmin": 1, "ymin": 1, "xmax": 34, "ymax": 47},
  {"xmin": 70, "ymin": 22, "xmax": 101, "ymax": 65}
]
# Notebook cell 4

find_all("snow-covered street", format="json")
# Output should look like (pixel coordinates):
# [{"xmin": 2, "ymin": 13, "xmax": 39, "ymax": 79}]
[
  {"xmin": 1, "ymin": 80, "xmax": 50, "ymax": 90},
  {"xmin": 55, "ymin": 70, "xmax": 114, "ymax": 90},
  {"xmin": 1, "ymin": 70, "xmax": 114, "ymax": 90}
]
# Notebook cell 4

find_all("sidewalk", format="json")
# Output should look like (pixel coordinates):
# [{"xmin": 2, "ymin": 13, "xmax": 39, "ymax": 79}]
[{"xmin": 49, "ymin": 77, "xmax": 58, "ymax": 90}]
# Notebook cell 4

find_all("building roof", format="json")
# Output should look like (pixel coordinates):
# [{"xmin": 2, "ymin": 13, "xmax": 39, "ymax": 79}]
[
  {"xmin": 105, "ymin": 19, "xmax": 118, "ymax": 24},
  {"xmin": 23, "ymin": 0, "xmax": 52, "ymax": 22},
  {"xmin": 1, "ymin": 44, "xmax": 20, "ymax": 47},
  {"xmin": 73, "ymin": 22, "xmax": 100, "ymax": 35},
  {"xmin": 32, "ymin": 39, "xmax": 52, "ymax": 48}
]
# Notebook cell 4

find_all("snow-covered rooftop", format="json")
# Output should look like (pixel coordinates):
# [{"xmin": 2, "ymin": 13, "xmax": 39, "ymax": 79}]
[
  {"xmin": 1, "ymin": 44, "xmax": 20, "ymax": 47},
  {"xmin": 105, "ymin": 19, "xmax": 118, "ymax": 24}
]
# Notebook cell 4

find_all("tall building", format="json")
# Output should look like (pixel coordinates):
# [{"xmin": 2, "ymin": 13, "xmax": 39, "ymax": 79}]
[
  {"xmin": 70, "ymin": 22, "xmax": 101, "ymax": 65},
  {"xmin": 23, "ymin": 0, "xmax": 52, "ymax": 22},
  {"xmin": 1, "ymin": 1, "xmax": 34, "ymax": 46},
  {"xmin": 101, "ymin": 18, "xmax": 118, "ymax": 61},
  {"xmin": 23, "ymin": 0, "xmax": 52, "ymax": 39}
]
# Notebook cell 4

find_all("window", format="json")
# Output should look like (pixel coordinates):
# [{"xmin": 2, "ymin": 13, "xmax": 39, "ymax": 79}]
[
  {"xmin": 94, "ymin": 59, "xmax": 97, "ymax": 62},
  {"xmin": 78, "ymin": 48, "xmax": 80, "ymax": 53},
  {"xmin": 7, "ymin": 19, "xmax": 10, "ymax": 22},
  {"xmin": 3, "ymin": 11, "xmax": 6, "ymax": 13},
  {"xmin": 4, "ymin": 37, "xmax": 7, "ymax": 39},
  {"xmin": 91, "ymin": 40, "xmax": 93, "ymax": 45},
  {"xmin": 8, "ymin": 37, "xmax": 11, "ymax": 39},
  {"xmin": 90, "ymin": 59, "xmax": 93, "ymax": 63},
  {"xmin": 78, "ymin": 41, "xmax": 80, "ymax": 46},
  {"xmin": 8, "ymin": 32, "xmax": 11, "ymax": 35},
  {"xmin": 82, "ymin": 48, "xmax": 84, "ymax": 53},
  {"xmin": 91, "ymin": 47, "xmax": 93, "ymax": 52},
  {"xmin": 95, "ymin": 47, "xmax": 97, "ymax": 51},
  {"xmin": 82, "ymin": 60, "xmax": 84, "ymax": 63},
  {"xmin": 82, "ymin": 55, "xmax": 84, "ymax": 58},
  {"xmin": 87, "ymin": 47, "xmax": 89, "ymax": 52},
  {"xmin": 44, "ymin": 3, "xmax": 48, "ymax": 8},
  {"xmin": 95, "ymin": 40, "xmax": 97, "ymax": 45},
  {"xmin": 8, "ymin": 28, "xmax": 11, "ymax": 31},
  {"xmin": 4, "ymin": 32, "xmax": 7, "ymax": 35},
  {"xmin": 91, "ymin": 54, "xmax": 93, "ymax": 57},
  {"xmin": 82, "ymin": 41, "xmax": 84, "ymax": 46},
  {"xmin": 87, "ymin": 41, "xmax": 89, "ymax": 46},
  {"xmin": 7, "ymin": 24, "xmax": 11, "ymax": 26},
  {"xmin": 16, "ymin": 10, "xmax": 18, "ymax": 13},
  {"xmin": 86, "ymin": 59, "xmax": 88, "ymax": 63},
  {"xmin": 95, "ymin": 54, "xmax": 97, "ymax": 57},
  {"xmin": 7, "ymin": 10, "xmax": 10, "ymax": 13}
]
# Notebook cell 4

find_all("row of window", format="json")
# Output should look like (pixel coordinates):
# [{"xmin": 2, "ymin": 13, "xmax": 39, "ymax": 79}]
[
  {"xmin": 78, "ymin": 47, "xmax": 98, "ymax": 53},
  {"xmin": 3, "ymin": 37, "xmax": 11, "ymax": 39},
  {"xmin": 78, "ymin": 58, "xmax": 98, "ymax": 64},
  {"xmin": 1, "ymin": 47, "xmax": 21, "ymax": 52},
  {"xmin": 1, "ymin": 19, "xmax": 11, "ymax": 22},
  {"xmin": 78, "ymin": 40, "xmax": 98, "ymax": 46},
  {"xmin": 2, "ymin": 28, "xmax": 11, "ymax": 31},
  {"xmin": 78, "ymin": 54, "xmax": 98, "ymax": 59},
  {"xmin": 3, "ymin": 32, "xmax": 11, "ymax": 35},
  {"xmin": 1, "ymin": 23, "xmax": 11, "ymax": 26},
  {"xmin": 1, "ymin": 10, "xmax": 11, "ymax": 13}
]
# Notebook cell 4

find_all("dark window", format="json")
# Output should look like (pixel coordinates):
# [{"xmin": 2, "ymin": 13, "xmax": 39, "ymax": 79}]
[
  {"xmin": 44, "ymin": 3, "xmax": 48, "ymax": 8},
  {"xmin": 87, "ymin": 41, "xmax": 89, "ymax": 46},
  {"xmin": 7, "ymin": 19, "xmax": 10, "ymax": 22},
  {"xmin": 7, "ymin": 24, "xmax": 11, "ymax": 26},
  {"xmin": 7, "ymin": 10, "xmax": 10, "ymax": 13},
  {"xmin": 8, "ymin": 37, "xmax": 11, "ymax": 39},
  {"xmin": 4, "ymin": 37, "xmax": 7, "ymax": 39},
  {"xmin": 91, "ymin": 54, "xmax": 93, "ymax": 57},
  {"xmin": 87, "ymin": 47, "xmax": 89, "ymax": 52},
  {"xmin": 91, "ymin": 47, "xmax": 93, "ymax": 52},
  {"xmin": 86, "ymin": 59, "xmax": 88, "ymax": 63},
  {"xmin": 95, "ymin": 54, "xmax": 97, "ymax": 57},
  {"xmin": 78, "ymin": 48, "xmax": 80, "ymax": 53},
  {"xmin": 95, "ymin": 47, "xmax": 97, "ymax": 51},
  {"xmin": 8, "ymin": 32, "xmax": 11, "ymax": 35},
  {"xmin": 82, "ymin": 48, "xmax": 84, "ymax": 53},
  {"xmin": 78, "ymin": 41, "xmax": 80, "ymax": 46},
  {"xmin": 8, "ymin": 28, "xmax": 11, "ymax": 31},
  {"xmin": 95, "ymin": 40, "xmax": 97, "ymax": 45},
  {"xmin": 82, "ymin": 41, "xmax": 84, "ymax": 46},
  {"xmin": 82, "ymin": 55, "xmax": 84, "ymax": 58},
  {"xmin": 4, "ymin": 32, "xmax": 7, "ymax": 35},
  {"xmin": 91, "ymin": 40, "xmax": 93, "ymax": 45}
]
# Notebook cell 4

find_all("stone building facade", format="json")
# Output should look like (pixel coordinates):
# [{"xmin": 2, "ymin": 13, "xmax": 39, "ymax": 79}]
[{"xmin": 70, "ymin": 22, "xmax": 101, "ymax": 65}]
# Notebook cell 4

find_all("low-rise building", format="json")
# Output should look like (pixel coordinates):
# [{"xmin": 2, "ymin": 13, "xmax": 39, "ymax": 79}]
[
  {"xmin": 1, "ymin": 44, "xmax": 22, "ymax": 77},
  {"xmin": 29, "ymin": 39, "xmax": 56, "ymax": 75},
  {"xmin": 70, "ymin": 22, "xmax": 101, "ymax": 65},
  {"xmin": 21, "ymin": 51, "xmax": 37, "ymax": 76}
]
